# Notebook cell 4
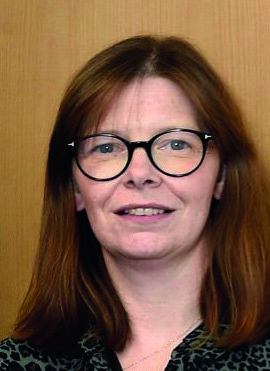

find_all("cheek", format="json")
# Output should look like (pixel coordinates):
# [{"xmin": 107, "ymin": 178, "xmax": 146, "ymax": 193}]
[
  {"xmin": 80, "ymin": 185, "xmax": 103, "ymax": 212},
  {"xmin": 169, "ymin": 172, "xmax": 218, "ymax": 202},
  {"xmin": 75, "ymin": 176, "xmax": 117, "ymax": 217},
  {"xmin": 73, "ymin": 169, "xmax": 100, "ymax": 212}
]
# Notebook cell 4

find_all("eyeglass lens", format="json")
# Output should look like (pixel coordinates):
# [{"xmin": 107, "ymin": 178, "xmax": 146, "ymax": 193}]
[
  {"xmin": 78, "ymin": 136, "xmax": 128, "ymax": 180},
  {"xmin": 76, "ymin": 131, "xmax": 204, "ymax": 180},
  {"xmin": 152, "ymin": 131, "xmax": 203, "ymax": 175}
]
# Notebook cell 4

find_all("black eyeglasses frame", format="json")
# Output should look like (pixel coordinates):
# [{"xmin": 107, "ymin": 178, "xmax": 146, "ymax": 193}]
[{"xmin": 68, "ymin": 128, "xmax": 214, "ymax": 181}]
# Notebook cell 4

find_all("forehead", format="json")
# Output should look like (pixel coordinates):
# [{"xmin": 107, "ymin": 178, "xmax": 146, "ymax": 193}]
[{"xmin": 95, "ymin": 77, "xmax": 199, "ymax": 137}]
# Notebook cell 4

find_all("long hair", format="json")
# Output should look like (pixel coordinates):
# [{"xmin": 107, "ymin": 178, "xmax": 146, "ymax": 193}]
[{"xmin": 13, "ymin": 35, "xmax": 270, "ymax": 352}]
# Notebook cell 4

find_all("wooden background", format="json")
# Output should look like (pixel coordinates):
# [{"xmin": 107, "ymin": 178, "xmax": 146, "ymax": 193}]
[{"xmin": 1, "ymin": 0, "xmax": 270, "ymax": 339}]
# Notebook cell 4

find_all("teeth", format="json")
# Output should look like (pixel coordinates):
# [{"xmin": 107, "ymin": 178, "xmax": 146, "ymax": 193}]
[{"xmin": 124, "ymin": 208, "xmax": 165, "ymax": 216}]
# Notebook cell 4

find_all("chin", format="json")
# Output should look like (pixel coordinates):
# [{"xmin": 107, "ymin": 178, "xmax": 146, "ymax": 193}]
[{"xmin": 104, "ymin": 241, "xmax": 175, "ymax": 261}]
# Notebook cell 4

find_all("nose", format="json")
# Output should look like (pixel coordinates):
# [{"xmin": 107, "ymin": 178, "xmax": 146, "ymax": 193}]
[{"xmin": 122, "ymin": 147, "xmax": 162, "ymax": 189}]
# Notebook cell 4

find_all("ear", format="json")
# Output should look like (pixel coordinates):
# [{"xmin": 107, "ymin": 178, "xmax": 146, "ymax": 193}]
[
  {"xmin": 213, "ymin": 165, "xmax": 226, "ymax": 200},
  {"xmin": 73, "ymin": 179, "xmax": 85, "ymax": 211}
]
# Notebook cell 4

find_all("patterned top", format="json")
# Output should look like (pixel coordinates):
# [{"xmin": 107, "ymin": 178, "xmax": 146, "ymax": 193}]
[{"xmin": 1, "ymin": 325, "xmax": 270, "ymax": 370}]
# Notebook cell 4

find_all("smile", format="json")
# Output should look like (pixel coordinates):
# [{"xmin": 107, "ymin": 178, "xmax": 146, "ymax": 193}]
[{"xmin": 123, "ymin": 208, "xmax": 166, "ymax": 216}]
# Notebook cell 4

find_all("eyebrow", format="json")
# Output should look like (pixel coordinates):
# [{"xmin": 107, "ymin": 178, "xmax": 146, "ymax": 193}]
[
  {"xmin": 92, "ymin": 123, "xmax": 199, "ymax": 138},
  {"xmin": 93, "ymin": 122, "xmax": 200, "ymax": 136},
  {"xmin": 95, "ymin": 128, "xmax": 123, "ymax": 136}
]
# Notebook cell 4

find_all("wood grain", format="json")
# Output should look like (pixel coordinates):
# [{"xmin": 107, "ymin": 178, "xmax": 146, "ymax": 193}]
[{"xmin": 1, "ymin": 0, "xmax": 270, "ymax": 338}]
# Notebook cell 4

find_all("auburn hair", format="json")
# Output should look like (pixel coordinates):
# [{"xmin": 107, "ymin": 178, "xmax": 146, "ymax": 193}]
[{"xmin": 13, "ymin": 35, "xmax": 270, "ymax": 352}]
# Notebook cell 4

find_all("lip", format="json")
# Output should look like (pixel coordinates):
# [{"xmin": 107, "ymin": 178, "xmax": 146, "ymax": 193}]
[
  {"xmin": 113, "ymin": 204, "xmax": 176, "ymax": 224},
  {"xmin": 114, "ymin": 203, "xmax": 175, "ymax": 215}
]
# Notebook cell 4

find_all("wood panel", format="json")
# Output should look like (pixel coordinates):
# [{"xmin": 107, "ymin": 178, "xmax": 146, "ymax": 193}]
[{"xmin": 1, "ymin": 0, "xmax": 270, "ymax": 338}]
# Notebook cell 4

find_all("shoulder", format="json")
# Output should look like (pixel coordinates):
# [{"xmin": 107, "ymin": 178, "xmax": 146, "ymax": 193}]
[
  {"xmin": 0, "ymin": 338, "xmax": 84, "ymax": 371},
  {"xmin": 172, "ymin": 326, "xmax": 270, "ymax": 370},
  {"xmin": 225, "ymin": 337, "xmax": 270, "ymax": 368},
  {"xmin": 200, "ymin": 336, "xmax": 270, "ymax": 370}
]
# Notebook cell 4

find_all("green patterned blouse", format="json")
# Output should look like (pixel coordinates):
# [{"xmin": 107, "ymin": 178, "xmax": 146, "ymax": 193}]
[{"xmin": 1, "ymin": 324, "xmax": 270, "ymax": 370}]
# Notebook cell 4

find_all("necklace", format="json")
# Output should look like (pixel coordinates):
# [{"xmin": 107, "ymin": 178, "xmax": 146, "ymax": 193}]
[{"xmin": 123, "ymin": 318, "xmax": 201, "ymax": 370}]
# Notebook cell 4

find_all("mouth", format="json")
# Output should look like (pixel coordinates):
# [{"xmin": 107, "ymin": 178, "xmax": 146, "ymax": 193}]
[{"xmin": 115, "ymin": 205, "xmax": 174, "ymax": 216}]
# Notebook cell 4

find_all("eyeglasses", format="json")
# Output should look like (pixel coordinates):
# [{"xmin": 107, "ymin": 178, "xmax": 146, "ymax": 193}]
[{"xmin": 68, "ymin": 128, "xmax": 214, "ymax": 181}]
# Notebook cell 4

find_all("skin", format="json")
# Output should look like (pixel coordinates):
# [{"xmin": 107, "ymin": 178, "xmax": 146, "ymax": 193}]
[
  {"xmin": 74, "ymin": 77, "xmax": 223, "ymax": 264},
  {"xmin": 73, "ymin": 77, "xmax": 224, "ymax": 370}
]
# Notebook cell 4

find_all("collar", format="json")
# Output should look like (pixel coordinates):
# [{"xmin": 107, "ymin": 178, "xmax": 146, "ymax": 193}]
[
  {"xmin": 170, "ymin": 324, "xmax": 228, "ymax": 368},
  {"xmin": 78, "ymin": 324, "xmax": 229, "ymax": 370},
  {"xmin": 79, "ymin": 337, "xmax": 122, "ymax": 370}
]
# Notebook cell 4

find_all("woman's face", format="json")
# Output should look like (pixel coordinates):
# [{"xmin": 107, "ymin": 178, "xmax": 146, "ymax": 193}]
[{"xmin": 73, "ymin": 77, "xmax": 223, "ymax": 262}]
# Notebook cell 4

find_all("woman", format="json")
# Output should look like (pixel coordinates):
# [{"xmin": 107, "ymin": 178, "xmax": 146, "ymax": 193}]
[{"xmin": 1, "ymin": 35, "xmax": 270, "ymax": 370}]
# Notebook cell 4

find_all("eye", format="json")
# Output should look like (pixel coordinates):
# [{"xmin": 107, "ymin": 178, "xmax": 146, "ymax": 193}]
[
  {"xmin": 157, "ymin": 139, "xmax": 191, "ymax": 151},
  {"xmin": 79, "ymin": 135, "xmax": 127, "ymax": 158},
  {"xmin": 94, "ymin": 143, "xmax": 115, "ymax": 153},
  {"xmin": 170, "ymin": 140, "xmax": 190, "ymax": 150},
  {"xmin": 91, "ymin": 141, "xmax": 126, "ymax": 156}
]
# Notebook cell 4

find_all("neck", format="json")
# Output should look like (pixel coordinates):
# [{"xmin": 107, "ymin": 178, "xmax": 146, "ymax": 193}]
[
  {"xmin": 103, "ymin": 246, "xmax": 206, "ymax": 339},
  {"xmin": 102, "ymin": 236, "xmax": 208, "ymax": 370}
]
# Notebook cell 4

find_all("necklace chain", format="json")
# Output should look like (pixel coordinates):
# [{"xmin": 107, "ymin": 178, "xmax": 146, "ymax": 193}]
[{"xmin": 123, "ymin": 318, "xmax": 201, "ymax": 370}]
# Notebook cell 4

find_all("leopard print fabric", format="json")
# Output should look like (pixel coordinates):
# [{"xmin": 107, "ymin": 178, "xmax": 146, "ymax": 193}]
[{"xmin": 1, "ymin": 325, "xmax": 270, "ymax": 370}]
